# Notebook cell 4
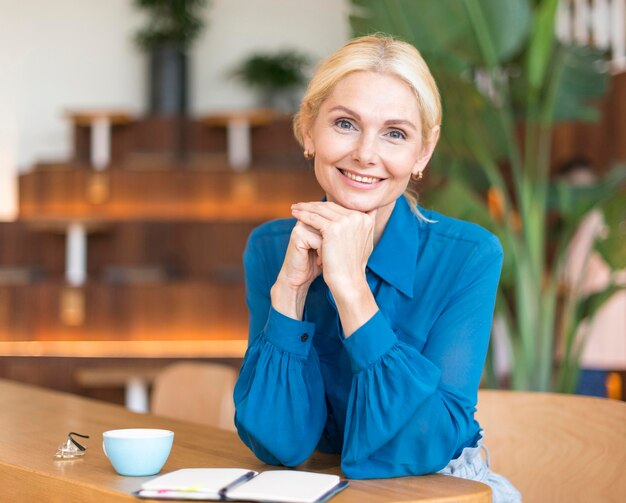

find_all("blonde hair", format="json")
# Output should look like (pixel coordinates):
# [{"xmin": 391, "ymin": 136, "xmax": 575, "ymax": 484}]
[{"xmin": 293, "ymin": 34, "xmax": 442, "ymax": 214}]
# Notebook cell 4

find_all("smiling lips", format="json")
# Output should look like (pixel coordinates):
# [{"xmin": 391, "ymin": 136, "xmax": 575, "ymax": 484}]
[{"xmin": 339, "ymin": 168, "xmax": 384, "ymax": 185}]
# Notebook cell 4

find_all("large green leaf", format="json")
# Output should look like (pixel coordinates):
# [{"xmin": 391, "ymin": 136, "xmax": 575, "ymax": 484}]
[
  {"xmin": 134, "ymin": 0, "xmax": 208, "ymax": 50},
  {"xmin": 425, "ymin": 179, "xmax": 516, "ymax": 284},
  {"xmin": 596, "ymin": 191, "xmax": 626, "ymax": 270},
  {"xmin": 551, "ymin": 45, "xmax": 609, "ymax": 122},
  {"xmin": 578, "ymin": 285, "xmax": 626, "ymax": 324},
  {"xmin": 463, "ymin": 0, "xmax": 531, "ymax": 66},
  {"xmin": 549, "ymin": 166, "xmax": 626, "ymax": 221},
  {"xmin": 426, "ymin": 179, "xmax": 493, "ymax": 227},
  {"xmin": 428, "ymin": 155, "xmax": 491, "ymax": 193},
  {"xmin": 350, "ymin": 0, "xmax": 400, "ymax": 41},
  {"xmin": 348, "ymin": 0, "xmax": 616, "ymax": 394},
  {"xmin": 350, "ymin": 0, "xmax": 531, "ymax": 66},
  {"xmin": 434, "ymin": 70, "xmax": 510, "ymax": 163},
  {"xmin": 548, "ymin": 166, "xmax": 626, "ymax": 269},
  {"xmin": 526, "ymin": 0, "xmax": 559, "ymax": 91}
]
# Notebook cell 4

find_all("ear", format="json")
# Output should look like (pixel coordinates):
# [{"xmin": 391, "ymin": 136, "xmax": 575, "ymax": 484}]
[
  {"xmin": 303, "ymin": 127, "xmax": 315, "ymax": 154},
  {"xmin": 412, "ymin": 125, "xmax": 440, "ymax": 176}
]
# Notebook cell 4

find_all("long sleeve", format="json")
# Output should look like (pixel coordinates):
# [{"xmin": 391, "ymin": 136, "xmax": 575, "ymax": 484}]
[
  {"xmin": 233, "ymin": 227, "xmax": 327, "ymax": 467},
  {"xmin": 339, "ymin": 234, "xmax": 503, "ymax": 479},
  {"xmin": 233, "ymin": 202, "xmax": 504, "ymax": 480}
]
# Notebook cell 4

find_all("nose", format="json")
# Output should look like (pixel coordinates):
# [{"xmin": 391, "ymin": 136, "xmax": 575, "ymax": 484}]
[{"xmin": 352, "ymin": 132, "xmax": 379, "ymax": 166}]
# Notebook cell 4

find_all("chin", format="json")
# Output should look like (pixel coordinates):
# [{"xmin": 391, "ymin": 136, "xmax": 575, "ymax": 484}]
[{"xmin": 331, "ymin": 195, "xmax": 380, "ymax": 213}]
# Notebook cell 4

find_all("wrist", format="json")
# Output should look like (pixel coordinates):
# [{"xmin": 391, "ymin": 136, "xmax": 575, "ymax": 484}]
[
  {"xmin": 270, "ymin": 276, "xmax": 311, "ymax": 320},
  {"xmin": 325, "ymin": 269, "xmax": 367, "ymax": 298},
  {"xmin": 330, "ymin": 278, "xmax": 378, "ymax": 338},
  {"xmin": 329, "ymin": 276, "xmax": 370, "ymax": 306}
]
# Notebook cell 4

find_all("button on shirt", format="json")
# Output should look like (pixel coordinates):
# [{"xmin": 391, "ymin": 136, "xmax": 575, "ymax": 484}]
[{"xmin": 234, "ymin": 195, "xmax": 503, "ymax": 479}]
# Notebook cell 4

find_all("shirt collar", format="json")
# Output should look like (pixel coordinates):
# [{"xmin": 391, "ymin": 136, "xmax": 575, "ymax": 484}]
[{"xmin": 367, "ymin": 195, "xmax": 420, "ymax": 298}]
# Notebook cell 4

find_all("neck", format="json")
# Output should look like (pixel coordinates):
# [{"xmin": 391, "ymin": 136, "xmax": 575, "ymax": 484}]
[{"xmin": 373, "ymin": 199, "xmax": 396, "ymax": 246}]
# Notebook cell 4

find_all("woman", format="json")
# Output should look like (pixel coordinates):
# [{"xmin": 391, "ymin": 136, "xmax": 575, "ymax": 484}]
[{"xmin": 234, "ymin": 35, "xmax": 520, "ymax": 501}]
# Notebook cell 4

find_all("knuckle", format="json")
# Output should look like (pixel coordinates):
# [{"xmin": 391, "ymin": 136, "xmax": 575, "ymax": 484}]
[{"xmin": 291, "ymin": 224, "xmax": 307, "ymax": 240}]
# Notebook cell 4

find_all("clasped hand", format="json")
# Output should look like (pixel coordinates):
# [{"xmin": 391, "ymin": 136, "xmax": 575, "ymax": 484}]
[
  {"xmin": 283, "ymin": 201, "xmax": 376, "ymax": 293},
  {"xmin": 270, "ymin": 201, "xmax": 379, "ymax": 333}
]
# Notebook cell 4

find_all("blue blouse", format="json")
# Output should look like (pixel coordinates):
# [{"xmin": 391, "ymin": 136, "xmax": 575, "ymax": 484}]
[{"xmin": 233, "ymin": 195, "xmax": 503, "ymax": 479}]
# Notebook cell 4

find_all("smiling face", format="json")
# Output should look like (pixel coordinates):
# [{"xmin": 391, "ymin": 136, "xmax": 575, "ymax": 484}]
[{"xmin": 303, "ymin": 71, "xmax": 436, "ymax": 225}]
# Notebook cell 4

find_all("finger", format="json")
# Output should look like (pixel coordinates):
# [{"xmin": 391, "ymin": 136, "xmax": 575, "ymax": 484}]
[
  {"xmin": 295, "ymin": 221, "xmax": 322, "ymax": 237},
  {"xmin": 291, "ymin": 222, "xmax": 322, "ymax": 250},
  {"xmin": 291, "ymin": 208, "xmax": 332, "ymax": 232},
  {"xmin": 292, "ymin": 201, "xmax": 350, "ymax": 220}
]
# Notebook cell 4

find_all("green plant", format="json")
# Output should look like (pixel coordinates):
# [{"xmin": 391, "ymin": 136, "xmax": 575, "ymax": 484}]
[
  {"xmin": 350, "ymin": 0, "xmax": 626, "ymax": 392},
  {"xmin": 134, "ymin": 0, "xmax": 208, "ymax": 51},
  {"xmin": 230, "ymin": 51, "xmax": 309, "ymax": 93}
]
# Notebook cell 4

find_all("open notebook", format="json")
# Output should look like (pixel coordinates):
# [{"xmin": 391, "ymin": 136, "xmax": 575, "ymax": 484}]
[{"xmin": 134, "ymin": 468, "xmax": 349, "ymax": 502}]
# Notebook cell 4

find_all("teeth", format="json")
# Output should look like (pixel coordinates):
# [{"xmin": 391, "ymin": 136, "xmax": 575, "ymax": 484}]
[{"xmin": 341, "ymin": 170, "xmax": 381, "ymax": 184}]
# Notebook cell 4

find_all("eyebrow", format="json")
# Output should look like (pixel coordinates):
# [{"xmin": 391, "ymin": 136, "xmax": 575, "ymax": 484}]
[{"xmin": 328, "ymin": 105, "xmax": 418, "ymax": 131}]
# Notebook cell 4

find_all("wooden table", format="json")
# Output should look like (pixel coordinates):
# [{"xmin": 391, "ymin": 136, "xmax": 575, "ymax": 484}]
[{"xmin": 0, "ymin": 379, "xmax": 491, "ymax": 502}]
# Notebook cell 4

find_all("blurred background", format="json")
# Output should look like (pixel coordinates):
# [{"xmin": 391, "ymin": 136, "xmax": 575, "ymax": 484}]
[{"xmin": 0, "ymin": 0, "xmax": 624, "ymax": 419}]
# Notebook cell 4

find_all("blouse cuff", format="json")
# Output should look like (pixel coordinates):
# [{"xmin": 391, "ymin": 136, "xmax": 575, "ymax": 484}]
[
  {"xmin": 264, "ymin": 307, "xmax": 317, "ymax": 357},
  {"xmin": 342, "ymin": 310, "xmax": 398, "ymax": 373}
]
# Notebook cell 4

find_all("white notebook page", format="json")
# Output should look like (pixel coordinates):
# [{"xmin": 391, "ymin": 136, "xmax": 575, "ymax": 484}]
[{"xmin": 225, "ymin": 470, "xmax": 341, "ymax": 503}]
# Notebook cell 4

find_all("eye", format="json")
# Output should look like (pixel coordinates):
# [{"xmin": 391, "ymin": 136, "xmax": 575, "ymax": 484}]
[
  {"xmin": 334, "ymin": 118, "xmax": 356, "ymax": 131},
  {"xmin": 386, "ymin": 129, "xmax": 407, "ymax": 140}
]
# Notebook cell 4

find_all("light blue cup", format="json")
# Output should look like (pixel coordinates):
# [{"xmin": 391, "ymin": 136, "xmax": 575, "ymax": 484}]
[{"xmin": 102, "ymin": 429, "xmax": 174, "ymax": 476}]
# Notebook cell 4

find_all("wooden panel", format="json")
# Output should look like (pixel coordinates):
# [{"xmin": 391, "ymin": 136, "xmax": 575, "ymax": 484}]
[
  {"xmin": 0, "ymin": 281, "xmax": 248, "ymax": 342},
  {"xmin": 72, "ymin": 115, "xmax": 303, "ymax": 165},
  {"xmin": 19, "ymin": 168, "xmax": 323, "ymax": 221},
  {"xmin": 611, "ymin": 72, "xmax": 626, "ymax": 162},
  {"xmin": 73, "ymin": 123, "xmax": 134, "ymax": 166},
  {"xmin": 251, "ymin": 119, "xmax": 307, "ymax": 166},
  {"xmin": 0, "ymin": 222, "xmax": 65, "ymax": 275},
  {"xmin": 86, "ymin": 221, "xmax": 254, "ymax": 278},
  {"xmin": 73, "ymin": 117, "xmax": 227, "ymax": 165},
  {"xmin": 0, "ymin": 286, "xmax": 35, "ymax": 339},
  {"xmin": 19, "ymin": 168, "xmax": 88, "ymax": 216}
]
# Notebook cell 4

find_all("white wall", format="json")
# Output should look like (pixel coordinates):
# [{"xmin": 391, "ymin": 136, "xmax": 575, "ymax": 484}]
[
  {"xmin": 0, "ymin": 0, "xmax": 349, "ymax": 220},
  {"xmin": 194, "ymin": 0, "xmax": 350, "ymax": 111}
]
